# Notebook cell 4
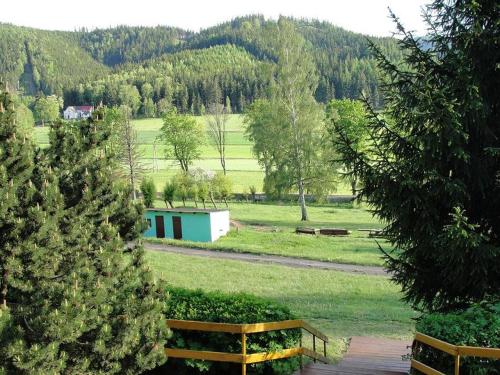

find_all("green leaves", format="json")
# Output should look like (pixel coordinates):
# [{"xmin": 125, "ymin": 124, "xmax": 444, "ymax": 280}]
[
  {"xmin": 141, "ymin": 178, "xmax": 156, "ymax": 208},
  {"xmin": 159, "ymin": 108, "xmax": 205, "ymax": 172},
  {"xmin": 332, "ymin": 0, "xmax": 500, "ymax": 312},
  {"xmin": 162, "ymin": 287, "xmax": 301, "ymax": 374},
  {"xmin": 415, "ymin": 301, "xmax": 500, "ymax": 374}
]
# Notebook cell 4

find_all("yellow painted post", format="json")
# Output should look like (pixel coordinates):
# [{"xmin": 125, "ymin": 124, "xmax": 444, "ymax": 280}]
[
  {"xmin": 313, "ymin": 335, "xmax": 317, "ymax": 363},
  {"xmin": 454, "ymin": 354, "xmax": 460, "ymax": 375},
  {"xmin": 299, "ymin": 335, "xmax": 303, "ymax": 369},
  {"xmin": 242, "ymin": 333, "xmax": 247, "ymax": 375}
]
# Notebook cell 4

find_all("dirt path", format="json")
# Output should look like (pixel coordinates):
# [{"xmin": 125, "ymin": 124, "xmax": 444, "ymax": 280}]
[{"xmin": 144, "ymin": 242, "xmax": 388, "ymax": 276}]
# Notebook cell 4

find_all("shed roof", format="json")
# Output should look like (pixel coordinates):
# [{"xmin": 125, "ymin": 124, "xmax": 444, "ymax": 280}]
[{"xmin": 146, "ymin": 207, "xmax": 228, "ymax": 214}]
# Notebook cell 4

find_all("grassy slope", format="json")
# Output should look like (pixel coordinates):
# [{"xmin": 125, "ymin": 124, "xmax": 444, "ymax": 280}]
[
  {"xmin": 147, "ymin": 251, "xmax": 415, "ymax": 360},
  {"xmin": 148, "ymin": 202, "xmax": 389, "ymax": 267}
]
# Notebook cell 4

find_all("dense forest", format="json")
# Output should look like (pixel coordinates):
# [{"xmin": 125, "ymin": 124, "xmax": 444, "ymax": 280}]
[
  {"xmin": 0, "ymin": 16, "xmax": 402, "ymax": 114},
  {"xmin": 0, "ymin": 24, "xmax": 109, "ymax": 96}
]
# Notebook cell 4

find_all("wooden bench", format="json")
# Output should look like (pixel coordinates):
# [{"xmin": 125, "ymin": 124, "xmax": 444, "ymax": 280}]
[
  {"xmin": 368, "ymin": 229, "xmax": 386, "ymax": 238},
  {"xmin": 296, "ymin": 227, "xmax": 319, "ymax": 235},
  {"xmin": 319, "ymin": 228, "xmax": 351, "ymax": 236}
]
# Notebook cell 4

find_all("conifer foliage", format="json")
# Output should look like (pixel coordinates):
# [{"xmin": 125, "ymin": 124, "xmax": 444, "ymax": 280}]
[
  {"xmin": 0, "ymin": 102, "xmax": 169, "ymax": 373},
  {"xmin": 0, "ymin": 83, "xmax": 35, "ymax": 309},
  {"xmin": 333, "ymin": 0, "xmax": 500, "ymax": 311}
]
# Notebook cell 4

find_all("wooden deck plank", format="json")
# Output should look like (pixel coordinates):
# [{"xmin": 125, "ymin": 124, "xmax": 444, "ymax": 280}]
[{"xmin": 294, "ymin": 336, "xmax": 411, "ymax": 375}]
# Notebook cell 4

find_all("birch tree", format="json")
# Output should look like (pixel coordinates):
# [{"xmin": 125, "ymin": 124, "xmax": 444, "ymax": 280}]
[
  {"xmin": 119, "ymin": 105, "xmax": 144, "ymax": 200},
  {"xmin": 246, "ymin": 19, "xmax": 334, "ymax": 220},
  {"xmin": 207, "ymin": 101, "xmax": 229, "ymax": 174}
]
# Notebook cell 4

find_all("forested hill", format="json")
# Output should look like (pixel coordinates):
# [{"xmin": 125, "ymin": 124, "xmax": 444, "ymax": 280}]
[
  {"xmin": 0, "ymin": 17, "xmax": 401, "ymax": 112},
  {"xmin": 77, "ymin": 25, "xmax": 191, "ymax": 66},
  {"xmin": 0, "ymin": 23, "xmax": 109, "ymax": 96}
]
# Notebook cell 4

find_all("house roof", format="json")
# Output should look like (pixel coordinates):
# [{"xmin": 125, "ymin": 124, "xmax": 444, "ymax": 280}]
[
  {"xmin": 64, "ymin": 106, "xmax": 93, "ymax": 111},
  {"xmin": 75, "ymin": 106, "xmax": 93, "ymax": 111},
  {"xmin": 146, "ymin": 207, "xmax": 229, "ymax": 214}
]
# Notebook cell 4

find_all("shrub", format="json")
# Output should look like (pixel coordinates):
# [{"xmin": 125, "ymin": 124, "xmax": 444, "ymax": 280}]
[
  {"xmin": 152, "ymin": 287, "xmax": 301, "ymax": 375},
  {"xmin": 249, "ymin": 185, "xmax": 257, "ymax": 202},
  {"xmin": 413, "ymin": 301, "xmax": 500, "ymax": 375},
  {"xmin": 212, "ymin": 172, "xmax": 233, "ymax": 206},
  {"xmin": 140, "ymin": 177, "xmax": 156, "ymax": 208},
  {"xmin": 162, "ymin": 181, "xmax": 176, "ymax": 208}
]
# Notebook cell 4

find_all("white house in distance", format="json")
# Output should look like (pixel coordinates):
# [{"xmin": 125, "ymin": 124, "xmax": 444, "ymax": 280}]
[{"xmin": 63, "ymin": 106, "xmax": 94, "ymax": 120}]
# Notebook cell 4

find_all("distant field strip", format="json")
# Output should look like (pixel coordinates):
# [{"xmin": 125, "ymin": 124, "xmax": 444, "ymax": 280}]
[
  {"xmin": 33, "ymin": 115, "xmax": 264, "ymax": 191},
  {"xmin": 33, "ymin": 115, "xmax": 352, "ymax": 193}
]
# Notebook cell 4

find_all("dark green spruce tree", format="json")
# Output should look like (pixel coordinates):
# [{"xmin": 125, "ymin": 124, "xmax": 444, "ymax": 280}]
[
  {"xmin": 332, "ymin": 0, "xmax": 499, "ymax": 311},
  {"xmin": 0, "ymin": 83, "xmax": 34, "ymax": 309},
  {"xmin": 1, "ymin": 107, "xmax": 169, "ymax": 374}
]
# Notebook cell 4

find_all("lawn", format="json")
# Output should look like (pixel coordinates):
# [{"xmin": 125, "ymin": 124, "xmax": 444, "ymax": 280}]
[
  {"xmin": 147, "ymin": 202, "xmax": 390, "ymax": 266},
  {"xmin": 33, "ymin": 115, "xmax": 268, "ymax": 192},
  {"xmin": 32, "ymin": 116, "xmax": 353, "ymax": 194},
  {"xmin": 146, "ymin": 251, "xmax": 416, "ymax": 360}
]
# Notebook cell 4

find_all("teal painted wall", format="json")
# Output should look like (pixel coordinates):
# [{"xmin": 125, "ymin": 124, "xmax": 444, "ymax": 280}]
[{"xmin": 144, "ymin": 210, "xmax": 213, "ymax": 242}]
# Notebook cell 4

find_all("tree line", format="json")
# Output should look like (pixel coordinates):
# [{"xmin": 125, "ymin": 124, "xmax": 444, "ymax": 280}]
[{"xmin": 1, "ymin": 17, "xmax": 402, "ymax": 117}]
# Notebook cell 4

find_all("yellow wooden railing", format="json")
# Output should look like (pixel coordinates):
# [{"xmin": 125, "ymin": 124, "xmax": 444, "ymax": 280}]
[
  {"xmin": 411, "ymin": 332, "xmax": 500, "ymax": 375},
  {"xmin": 165, "ymin": 319, "xmax": 329, "ymax": 375}
]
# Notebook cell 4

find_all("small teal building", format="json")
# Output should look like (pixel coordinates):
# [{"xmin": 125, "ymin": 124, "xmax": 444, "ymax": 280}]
[{"xmin": 143, "ymin": 208, "xmax": 230, "ymax": 242}]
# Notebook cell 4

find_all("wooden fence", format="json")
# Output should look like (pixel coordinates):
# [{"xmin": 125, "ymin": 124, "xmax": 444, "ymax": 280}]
[
  {"xmin": 165, "ymin": 319, "xmax": 329, "ymax": 375},
  {"xmin": 411, "ymin": 332, "xmax": 500, "ymax": 375}
]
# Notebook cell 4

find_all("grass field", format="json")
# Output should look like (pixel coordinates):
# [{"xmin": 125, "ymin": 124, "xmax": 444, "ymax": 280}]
[
  {"xmin": 33, "ymin": 115, "xmax": 352, "ymax": 194},
  {"xmin": 146, "ymin": 251, "xmax": 416, "ymax": 360},
  {"xmin": 147, "ymin": 202, "xmax": 390, "ymax": 266}
]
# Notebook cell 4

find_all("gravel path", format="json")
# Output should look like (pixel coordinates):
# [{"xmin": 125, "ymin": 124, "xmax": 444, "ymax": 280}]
[{"xmin": 144, "ymin": 242, "xmax": 388, "ymax": 276}]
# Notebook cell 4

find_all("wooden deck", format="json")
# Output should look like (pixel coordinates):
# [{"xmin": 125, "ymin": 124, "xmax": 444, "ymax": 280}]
[{"xmin": 294, "ymin": 337, "xmax": 411, "ymax": 375}]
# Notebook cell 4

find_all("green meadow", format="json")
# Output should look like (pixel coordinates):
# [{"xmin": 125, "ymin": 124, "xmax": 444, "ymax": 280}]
[
  {"xmin": 148, "ymin": 202, "xmax": 389, "ymax": 266},
  {"xmin": 33, "ymin": 115, "xmax": 352, "ymax": 194},
  {"xmin": 147, "ymin": 251, "xmax": 415, "ymax": 360}
]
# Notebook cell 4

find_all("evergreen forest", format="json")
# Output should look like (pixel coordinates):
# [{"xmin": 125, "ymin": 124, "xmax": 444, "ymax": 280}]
[{"xmin": 0, "ymin": 16, "xmax": 401, "ymax": 114}]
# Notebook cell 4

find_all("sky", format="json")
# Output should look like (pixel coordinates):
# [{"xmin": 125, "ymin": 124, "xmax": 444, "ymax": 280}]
[{"xmin": 0, "ymin": 0, "xmax": 431, "ymax": 37}]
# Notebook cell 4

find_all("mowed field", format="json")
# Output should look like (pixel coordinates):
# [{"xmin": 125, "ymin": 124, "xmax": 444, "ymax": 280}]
[
  {"xmin": 33, "ymin": 115, "xmax": 263, "ymax": 192},
  {"xmin": 33, "ymin": 115, "xmax": 352, "ymax": 194},
  {"xmin": 147, "ymin": 251, "xmax": 415, "ymax": 360},
  {"xmin": 148, "ymin": 202, "xmax": 389, "ymax": 266}
]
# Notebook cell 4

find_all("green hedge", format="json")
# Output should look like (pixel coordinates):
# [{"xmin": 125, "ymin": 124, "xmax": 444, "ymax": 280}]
[
  {"xmin": 413, "ymin": 301, "xmax": 500, "ymax": 375},
  {"xmin": 149, "ymin": 287, "xmax": 301, "ymax": 375}
]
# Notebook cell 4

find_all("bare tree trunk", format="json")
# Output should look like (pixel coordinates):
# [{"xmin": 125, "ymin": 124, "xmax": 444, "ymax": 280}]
[
  {"xmin": 351, "ymin": 178, "xmax": 357, "ymax": 196},
  {"xmin": 128, "ymin": 146, "xmax": 136, "ymax": 200},
  {"xmin": 221, "ymin": 157, "xmax": 226, "ymax": 175},
  {"xmin": 298, "ymin": 180, "xmax": 308, "ymax": 221},
  {"xmin": 210, "ymin": 194, "xmax": 217, "ymax": 209},
  {"xmin": 152, "ymin": 142, "xmax": 157, "ymax": 172}
]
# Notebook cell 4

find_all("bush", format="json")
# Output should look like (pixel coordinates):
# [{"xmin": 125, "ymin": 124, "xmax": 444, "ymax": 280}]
[
  {"xmin": 140, "ymin": 178, "xmax": 156, "ymax": 208},
  {"xmin": 413, "ymin": 301, "xmax": 500, "ymax": 375},
  {"xmin": 151, "ymin": 288, "xmax": 301, "ymax": 375},
  {"xmin": 162, "ymin": 181, "xmax": 176, "ymax": 208}
]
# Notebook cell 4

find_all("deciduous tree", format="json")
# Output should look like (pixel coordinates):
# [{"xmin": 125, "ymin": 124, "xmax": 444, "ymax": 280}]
[
  {"xmin": 158, "ymin": 108, "xmax": 204, "ymax": 172},
  {"xmin": 326, "ymin": 99, "xmax": 369, "ymax": 195},
  {"xmin": 118, "ymin": 105, "xmax": 145, "ymax": 200},
  {"xmin": 34, "ymin": 95, "xmax": 61, "ymax": 125},
  {"xmin": 207, "ymin": 100, "xmax": 230, "ymax": 175},
  {"xmin": 245, "ymin": 19, "xmax": 335, "ymax": 220}
]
